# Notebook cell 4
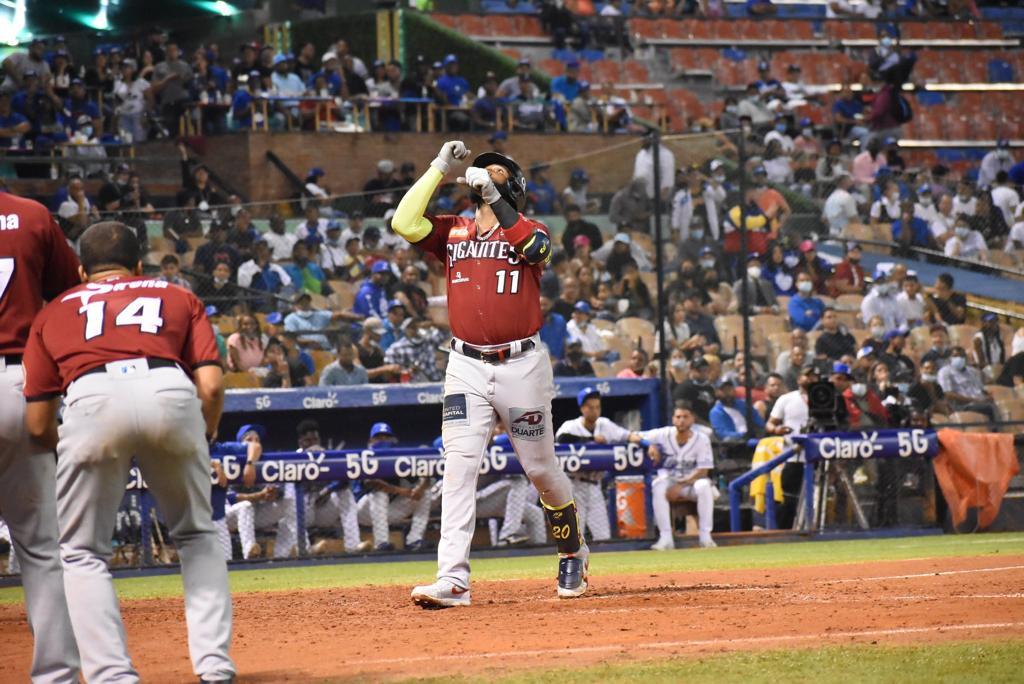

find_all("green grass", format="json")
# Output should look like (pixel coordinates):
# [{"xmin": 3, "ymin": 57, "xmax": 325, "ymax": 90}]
[
  {"xmin": 2, "ymin": 532, "xmax": 1023, "ymax": 605},
  {"xmin": 408, "ymin": 641, "xmax": 1024, "ymax": 684}
]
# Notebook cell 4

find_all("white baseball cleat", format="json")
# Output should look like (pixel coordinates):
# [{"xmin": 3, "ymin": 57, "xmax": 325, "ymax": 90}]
[
  {"xmin": 411, "ymin": 579, "xmax": 471, "ymax": 609},
  {"xmin": 698, "ymin": 535, "xmax": 718, "ymax": 549},
  {"xmin": 650, "ymin": 537, "xmax": 675, "ymax": 551}
]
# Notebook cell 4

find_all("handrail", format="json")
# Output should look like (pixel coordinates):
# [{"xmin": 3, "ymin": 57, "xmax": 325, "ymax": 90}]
[
  {"xmin": 728, "ymin": 446, "xmax": 799, "ymax": 532},
  {"xmin": 817, "ymin": 235, "xmax": 1024, "ymax": 281}
]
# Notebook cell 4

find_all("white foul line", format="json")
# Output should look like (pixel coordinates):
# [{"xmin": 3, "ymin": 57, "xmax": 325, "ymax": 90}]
[
  {"xmin": 356, "ymin": 621, "xmax": 1024, "ymax": 667},
  {"xmin": 828, "ymin": 564, "xmax": 1024, "ymax": 583}
]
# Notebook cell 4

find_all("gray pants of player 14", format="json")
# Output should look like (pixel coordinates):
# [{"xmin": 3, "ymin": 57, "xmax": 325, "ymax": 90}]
[
  {"xmin": 54, "ymin": 362, "xmax": 234, "ymax": 682},
  {"xmin": 438, "ymin": 339, "xmax": 575, "ymax": 589},
  {"xmin": 0, "ymin": 361, "xmax": 80, "ymax": 683}
]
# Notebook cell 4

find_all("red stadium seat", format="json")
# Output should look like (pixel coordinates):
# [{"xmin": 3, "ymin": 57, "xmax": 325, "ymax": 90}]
[
  {"xmin": 431, "ymin": 14, "xmax": 459, "ymax": 30},
  {"xmin": 630, "ymin": 18, "xmax": 662, "ymax": 39},
  {"xmin": 661, "ymin": 19, "xmax": 689, "ymax": 40},
  {"xmin": 591, "ymin": 60, "xmax": 623, "ymax": 84},
  {"xmin": 789, "ymin": 22, "xmax": 815, "ymax": 41},
  {"xmin": 518, "ymin": 16, "xmax": 545, "ymax": 37},
  {"xmin": 490, "ymin": 15, "xmax": 517, "ymax": 36},
  {"xmin": 539, "ymin": 58, "xmax": 565, "ymax": 77},
  {"xmin": 459, "ymin": 15, "xmax": 490, "ymax": 36},
  {"xmin": 623, "ymin": 61, "xmax": 650, "ymax": 82}
]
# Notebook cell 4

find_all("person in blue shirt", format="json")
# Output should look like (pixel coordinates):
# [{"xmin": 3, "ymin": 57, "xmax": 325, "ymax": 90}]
[
  {"xmin": 891, "ymin": 203, "xmax": 935, "ymax": 249},
  {"xmin": 354, "ymin": 261, "xmax": 391, "ymax": 319},
  {"xmin": 436, "ymin": 54, "xmax": 469, "ymax": 106},
  {"xmin": 539, "ymin": 295, "xmax": 568, "ymax": 359},
  {"xmin": 550, "ymin": 60, "xmax": 582, "ymax": 103},
  {"xmin": 283, "ymin": 292, "xmax": 354, "ymax": 350},
  {"xmin": 65, "ymin": 79, "xmax": 101, "ymax": 132},
  {"xmin": 0, "ymin": 93, "xmax": 30, "ymax": 147},
  {"xmin": 380, "ymin": 299, "xmax": 406, "ymax": 351},
  {"xmin": 527, "ymin": 162, "xmax": 561, "ymax": 215},
  {"xmin": 282, "ymin": 240, "xmax": 329, "ymax": 295},
  {"xmin": 231, "ymin": 71, "xmax": 260, "ymax": 129},
  {"xmin": 709, "ymin": 378, "xmax": 765, "ymax": 441},
  {"xmin": 832, "ymin": 83, "xmax": 867, "ymax": 142},
  {"xmin": 788, "ymin": 272, "xmax": 826, "ymax": 332}
]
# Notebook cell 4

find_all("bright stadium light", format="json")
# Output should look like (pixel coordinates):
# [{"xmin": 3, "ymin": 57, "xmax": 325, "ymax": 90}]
[
  {"xmin": 88, "ymin": 0, "xmax": 110, "ymax": 31},
  {"xmin": 195, "ymin": 0, "xmax": 240, "ymax": 16},
  {"xmin": 0, "ymin": 0, "xmax": 27, "ymax": 46}
]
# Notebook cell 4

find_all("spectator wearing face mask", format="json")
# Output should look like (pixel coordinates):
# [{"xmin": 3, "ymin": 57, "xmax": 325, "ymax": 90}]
[
  {"xmin": 678, "ymin": 225, "xmax": 718, "ymax": 269},
  {"xmin": 908, "ymin": 358, "xmax": 950, "ymax": 416},
  {"xmin": 844, "ymin": 369, "xmax": 889, "ymax": 428},
  {"xmin": 944, "ymin": 214, "xmax": 989, "ymax": 262},
  {"xmin": 870, "ymin": 179, "xmax": 902, "ymax": 229},
  {"xmin": 937, "ymin": 346, "xmax": 996, "ymax": 420},
  {"xmin": 978, "ymin": 139, "xmax": 1014, "ymax": 190},
  {"xmin": 788, "ymin": 272, "xmax": 825, "ymax": 332},
  {"xmin": 912, "ymin": 184, "xmax": 941, "ymax": 225},
  {"xmin": 553, "ymin": 340, "xmax": 595, "ymax": 377},
  {"xmin": 860, "ymin": 269, "xmax": 901, "ymax": 330},
  {"xmin": 284, "ymin": 292, "xmax": 362, "ymax": 350},
  {"xmin": 730, "ymin": 253, "xmax": 779, "ymax": 315},
  {"xmin": 920, "ymin": 324, "xmax": 952, "ymax": 369},
  {"xmin": 892, "ymin": 202, "xmax": 936, "ymax": 251},
  {"xmin": 952, "ymin": 181, "xmax": 977, "ymax": 217},
  {"xmin": 894, "ymin": 271, "xmax": 926, "ymax": 326}
]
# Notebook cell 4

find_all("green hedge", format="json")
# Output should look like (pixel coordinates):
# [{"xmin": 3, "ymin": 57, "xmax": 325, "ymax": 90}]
[{"xmin": 401, "ymin": 11, "xmax": 551, "ymax": 90}]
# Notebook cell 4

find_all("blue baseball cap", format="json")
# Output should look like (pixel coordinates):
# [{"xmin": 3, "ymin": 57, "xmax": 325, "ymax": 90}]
[
  {"xmin": 799, "ymin": 117, "xmax": 812, "ymax": 128},
  {"xmin": 917, "ymin": 183, "xmax": 931, "ymax": 194},
  {"xmin": 997, "ymin": 138, "xmax": 1009, "ymax": 149},
  {"xmin": 577, "ymin": 386, "xmax": 601, "ymax": 407},
  {"xmin": 571, "ymin": 167, "xmax": 589, "ymax": 181},
  {"xmin": 387, "ymin": 298, "xmax": 405, "ymax": 311},
  {"xmin": 443, "ymin": 53, "xmax": 458, "ymax": 66},
  {"xmin": 266, "ymin": 311, "xmax": 283, "ymax": 325},
  {"xmin": 832, "ymin": 362, "xmax": 852, "ymax": 377},
  {"xmin": 873, "ymin": 267, "xmax": 888, "ymax": 281},
  {"xmin": 493, "ymin": 432, "xmax": 512, "ymax": 448},
  {"xmin": 757, "ymin": 60, "xmax": 769, "ymax": 71},
  {"xmin": 752, "ymin": 165, "xmax": 767, "ymax": 176},
  {"xmin": 371, "ymin": 261, "xmax": 391, "ymax": 274},
  {"xmin": 982, "ymin": 312, "xmax": 998, "ymax": 322},
  {"xmin": 566, "ymin": 59, "xmax": 580, "ymax": 69},
  {"xmin": 857, "ymin": 345, "xmax": 876, "ymax": 359},
  {"xmin": 369, "ymin": 422, "xmax": 394, "ymax": 439},
  {"xmin": 236, "ymin": 424, "xmax": 266, "ymax": 442},
  {"xmin": 432, "ymin": 435, "xmax": 444, "ymax": 450},
  {"xmin": 700, "ymin": 246, "xmax": 715, "ymax": 256},
  {"xmin": 308, "ymin": 167, "xmax": 325, "ymax": 177},
  {"xmin": 885, "ymin": 329, "xmax": 907, "ymax": 341},
  {"xmin": 489, "ymin": 130, "xmax": 508, "ymax": 142},
  {"xmin": 272, "ymin": 53, "xmax": 288, "ymax": 66},
  {"xmin": 573, "ymin": 300, "xmax": 592, "ymax": 314},
  {"xmin": 204, "ymin": 305, "xmax": 218, "ymax": 317},
  {"xmin": 578, "ymin": 80, "xmax": 591, "ymax": 91}
]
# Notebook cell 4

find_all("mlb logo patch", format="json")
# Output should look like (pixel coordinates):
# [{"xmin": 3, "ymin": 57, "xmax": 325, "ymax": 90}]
[{"xmin": 509, "ymin": 406, "xmax": 546, "ymax": 441}]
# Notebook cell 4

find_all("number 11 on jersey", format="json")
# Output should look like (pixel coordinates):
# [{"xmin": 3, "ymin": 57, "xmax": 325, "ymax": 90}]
[{"xmin": 495, "ymin": 269, "xmax": 520, "ymax": 295}]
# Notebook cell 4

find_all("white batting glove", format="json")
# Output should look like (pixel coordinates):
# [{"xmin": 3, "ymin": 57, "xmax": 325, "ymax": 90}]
[
  {"xmin": 430, "ymin": 140, "xmax": 471, "ymax": 175},
  {"xmin": 458, "ymin": 166, "xmax": 501, "ymax": 204}
]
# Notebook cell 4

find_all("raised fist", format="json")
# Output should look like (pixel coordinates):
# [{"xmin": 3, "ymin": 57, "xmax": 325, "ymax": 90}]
[
  {"xmin": 431, "ymin": 140, "xmax": 471, "ymax": 174},
  {"xmin": 457, "ymin": 166, "xmax": 500, "ymax": 204}
]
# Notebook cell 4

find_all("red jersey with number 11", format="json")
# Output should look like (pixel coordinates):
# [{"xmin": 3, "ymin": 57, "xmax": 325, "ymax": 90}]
[
  {"xmin": 23, "ymin": 275, "xmax": 221, "ymax": 400},
  {"xmin": 416, "ymin": 214, "xmax": 546, "ymax": 346}
]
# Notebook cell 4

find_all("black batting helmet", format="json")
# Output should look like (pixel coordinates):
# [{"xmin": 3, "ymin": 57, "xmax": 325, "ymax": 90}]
[{"xmin": 472, "ymin": 151, "xmax": 527, "ymax": 212}]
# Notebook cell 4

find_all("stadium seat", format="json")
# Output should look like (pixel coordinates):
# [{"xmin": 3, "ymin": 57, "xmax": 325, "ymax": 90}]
[
  {"xmin": 604, "ymin": 334, "xmax": 636, "ymax": 359},
  {"xmin": 947, "ymin": 324, "xmax": 979, "ymax": 350},
  {"xmin": 224, "ymin": 372, "xmax": 261, "ymax": 389},
  {"xmin": 591, "ymin": 318, "xmax": 615, "ymax": 332},
  {"xmin": 490, "ymin": 15, "xmax": 517, "ymax": 36},
  {"xmin": 714, "ymin": 315, "xmax": 744, "ymax": 354},
  {"xmin": 460, "ymin": 15, "xmax": 490, "ymax": 36},
  {"xmin": 986, "ymin": 385, "xmax": 1016, "ymax": 406},
  {"xmin": 630, "ymin": 18, "xmax": 663, "ymax": 40},
  {"xmin": 834, "ymin": 310, "xmax": 862, "ymax": 332},
  {"xmin": 948, "ymin": 411, "xmax": 989, "ymax": 433},
  {"xmin": 310, "ymin": 350, "xmax": 334, "ymax": 375},
  {"xmin": 834, "ymin": 294, "xmax": 864, "ymax": 311},
  {"xmin": 518, "ymin": 16, "xmax": 544, "ymax": 37},
  {"xmin": 431, "ymin": 14, "xmax": 459, "ymax": 30},
  {"xmin": 616, "ymin": 317, "xmax": 656, "ymax": 340}
]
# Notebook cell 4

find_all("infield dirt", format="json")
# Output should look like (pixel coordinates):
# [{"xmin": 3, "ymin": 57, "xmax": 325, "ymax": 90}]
[{"xmin": 2, "ymin": 554, "xmax": 1023, "ymax": 682}]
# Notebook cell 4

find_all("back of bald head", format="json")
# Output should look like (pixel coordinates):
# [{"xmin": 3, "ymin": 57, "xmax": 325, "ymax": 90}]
[{"xmin": 80, "ymin": 221, "xmax": 141, "ymax": 275}]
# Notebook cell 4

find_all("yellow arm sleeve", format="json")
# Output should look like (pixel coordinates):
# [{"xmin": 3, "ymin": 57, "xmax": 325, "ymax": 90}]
[{"xmin": 390, "ymin": 165, "xmax": 444, "ymax": 244}]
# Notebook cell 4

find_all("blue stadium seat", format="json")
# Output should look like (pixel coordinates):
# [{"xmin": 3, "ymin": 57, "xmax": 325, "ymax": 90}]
[
  {"xmin": 988, "ymin": 60, "xmax": 1015, "ymax": 83},
  {"xmin": 915, "ymin": 92, "xmax": 946, "ymax": 107}
]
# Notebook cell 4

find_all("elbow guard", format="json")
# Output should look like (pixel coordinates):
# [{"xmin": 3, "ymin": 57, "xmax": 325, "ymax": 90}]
[{"xmin": 516, "ymin": 231, "xmax": 552, "ymax": 265}]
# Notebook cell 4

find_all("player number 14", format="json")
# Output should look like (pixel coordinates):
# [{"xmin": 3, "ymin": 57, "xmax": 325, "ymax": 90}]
[
  {"xmin": 79, "ymin": 296, "xmax": 165, "ymax": 340},
  {"xmin": 495, "ymin": 269, "xmax": 520, "ymax": 295}
]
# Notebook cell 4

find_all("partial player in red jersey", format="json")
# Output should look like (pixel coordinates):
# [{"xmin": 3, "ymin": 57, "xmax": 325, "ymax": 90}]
[
  {"xmin": 393, "ymin": 141, "xmax": 588, "ymax": 608},
  {"xmin": 0, "ymin": 192, "xmax": 81, "ymax": 682},
  {"xmin": 23, "ymin": 222, "xmax": 235, "ymax": 683}
]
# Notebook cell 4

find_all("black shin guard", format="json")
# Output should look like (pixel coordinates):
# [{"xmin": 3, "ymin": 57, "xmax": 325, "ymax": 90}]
[{"xmin": 542, "ymin": 499, "xmax": 583, "ymax": 554}]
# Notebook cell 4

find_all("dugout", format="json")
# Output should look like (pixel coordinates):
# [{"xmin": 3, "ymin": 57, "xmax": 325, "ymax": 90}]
[{"xmin": 219, "ymin": 377, "xmax": 661, "ymax": 451}]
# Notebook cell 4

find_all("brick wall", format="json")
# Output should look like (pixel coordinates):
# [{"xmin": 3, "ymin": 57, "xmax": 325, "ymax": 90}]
[{"xmin": 204, "ymin": 131, "xmax": 644, "ymax": 203}]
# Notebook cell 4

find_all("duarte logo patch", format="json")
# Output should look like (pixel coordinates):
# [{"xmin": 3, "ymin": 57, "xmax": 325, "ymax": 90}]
[{"xmin": 509, "ymin": 406, "xmax": 546, "ymax": 441}]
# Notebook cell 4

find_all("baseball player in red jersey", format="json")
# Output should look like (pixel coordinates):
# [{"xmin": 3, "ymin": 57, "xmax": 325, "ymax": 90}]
[
  {"xmin": 393, "ymin": 141, "xmax": 588, "ymax": 608},
  {"xmin": 22, "ymin": 222, "xmax": 235, "ymax": 683},
  {"xmin": 0, "ymin": 192, "xmax": 81, "ymax": 682}
]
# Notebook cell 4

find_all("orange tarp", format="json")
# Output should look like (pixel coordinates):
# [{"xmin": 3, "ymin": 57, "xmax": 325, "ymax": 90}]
[{"xmin": 933, "ymin": 429, "xmax": 1020, "ymax": 529}]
